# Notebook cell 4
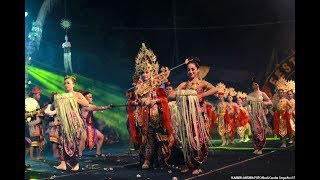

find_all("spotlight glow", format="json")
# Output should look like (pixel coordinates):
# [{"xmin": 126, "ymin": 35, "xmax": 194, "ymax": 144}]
[{"xmin": 25, "ymin": 12, "xmax": 28, "ymax": 17}]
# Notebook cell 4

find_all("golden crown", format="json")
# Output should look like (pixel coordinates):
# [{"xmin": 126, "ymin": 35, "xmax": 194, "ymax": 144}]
[
  {"xmin": 275, "ymin": 77, "xmax": 287, "ymax": 92},
  {"xmin": 286, "ymin": 79, "xmax": 295, "ymax": 94},
  {"xmin": 227, "ymin": 87, "xmax": 237, "ymax": 97},
  {"xmin": 236, "ymin": 91, "xmax": 247, "ymax": 99},
  {"xmin": 215, "ymin": 82, "xmax": 228, "ymax": 97},
  {"xmin": 133, "ymin": 43, "xmax": 170, "ymax": 87},
  {"xmin": 135, "ymin": 43, "xmax": 159, "ymax": 75}
]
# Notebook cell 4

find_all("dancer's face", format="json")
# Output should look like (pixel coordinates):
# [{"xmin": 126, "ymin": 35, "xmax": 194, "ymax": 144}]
[
  {"xmin": 278, "ymin": 89, "xmax": 285, "ymax": 98},
  {"xmin": 287, "ymin": 91, "xmax": 294, "ymax": 99},
  {"xmin": 142, "ymin": 70, "xmax": 151, "ymax": 81},
  {"xmin": 227, "ymin": 95, "xmax": 233, "ymax": 102},
  {"xmin": 166, "ymin": 86, "xmax": 173, "ymax": 94},
  {"xmin": 64, "ymin": 78, "xmax": 75, "ymax": 92},
  {"xmin": 187, "ymin": 63, "xmax": 199, "ymax": 80},
  {"xmin": 218, "ymin": 94, "xmax": 225, "ymax": 101},
  {"xmin": 33, "ymin": 92, "xmax": 41, "ymax": 101},
  {"xmin": 85, "ymin": 93, "xmax": 93, "ymax": 104},
  {"xmin": 237, "ymin": 98, "xmax": 243, "ymax": 105},
  {"xmin": 251, "ymin": 82, "xmax": 259, "ymax": 91}
]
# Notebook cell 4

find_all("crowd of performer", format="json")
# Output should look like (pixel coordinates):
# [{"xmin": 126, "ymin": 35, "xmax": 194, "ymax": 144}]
[{"xmin": 25, "ymin": 43, "xmax": 295, "ymax": 175}]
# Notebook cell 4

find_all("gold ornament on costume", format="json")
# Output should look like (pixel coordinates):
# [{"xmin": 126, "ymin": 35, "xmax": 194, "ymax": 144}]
[
  {"xmin": 286, "ymin": 79, "xmax": 295, "ymax": 94},
  {"xmin": 226, "ymin": 87, "xmax": 237, "ymax": 97},
  {"xmin": 134, "ymin": 43, "xmax": 159, "ymax": 76},
  {"xmin": 198, "ymin": 66, "xmax": 210, "ymax": 80},
  {"xmin": 275, "ymin": 77, "xmax": 287, "ymax": 92},
  {"xmin": 133, "ymin": 43, "xmax": 170, "ymax": 96},
  {"xmin": 215, "ymin": 82, "xmax": 228, "ymax": 97},
  {"xmin": 236, "ymin": 91, "xmax": 247, "ymax": 99}
]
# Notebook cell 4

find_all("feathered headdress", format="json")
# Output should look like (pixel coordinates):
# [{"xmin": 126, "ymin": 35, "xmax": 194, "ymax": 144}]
[
  {"xmin": 226, "ymin": 87, "xmax": 237, "ymax": 97},
  {"xmin": 135, "ymin": 43, "xmax": 159, "ymax": 75},
  {"xmin": 133, "ymin": 43, "xmax": 170, "ymax": 95},
  {"xmin": 236, "ymin": 91, "xmax": 247, "ymax": 99},
  {"xmin": 275, "ymin": 77, "xmax": 287, "ymax": 92},
  {"xmin": 215, "ymin": 82, "xmax": 228, "ymax": 98},
  {"xmin": 286, "ymin": 79, "xmax": 295, "ymax": 94}
]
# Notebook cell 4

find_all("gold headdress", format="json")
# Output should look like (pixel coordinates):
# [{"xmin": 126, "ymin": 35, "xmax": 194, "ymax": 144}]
[
  {"xmin": 286, "ymin": 79, "xmax": 295, "ymax": 94},
  {"xmin": 275, "ymin": 77, "xmax": 287, "ymax": 92},
  {"xmin": 215, "ymin": 82, "xmax": 228, "ymax": 98},
  {"xmin": 226, "ymin": 87, "xmax": 237, "ymax": 97},
  {"xmin": 135, "ymin": 43, "xmax": 159, "ymax": 76},
  {"xmin": 133, "ymin": 43, "xmax": 170, "ymax": 96},
  {"xmin": 236, "ymin": 91, "xmax": 247, "ymax": 99}
]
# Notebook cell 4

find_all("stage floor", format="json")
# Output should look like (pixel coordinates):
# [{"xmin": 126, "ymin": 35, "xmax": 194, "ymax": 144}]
[{"xmin": 25, "ymin": 138, "xmax": 295, "ymax": 180}]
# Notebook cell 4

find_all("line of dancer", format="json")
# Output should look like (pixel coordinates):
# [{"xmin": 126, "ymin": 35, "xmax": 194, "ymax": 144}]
[{"xmin": 25, "ymin": 43, "xmax": 295, "ymax": 175}]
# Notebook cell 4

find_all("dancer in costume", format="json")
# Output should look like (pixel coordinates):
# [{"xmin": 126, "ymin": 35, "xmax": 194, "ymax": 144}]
[
  {"xmin": 286, "ymin": 80, "xmax": 295, "ymax": 144},
  {"xmin": 25, "ymin": 97, "xmax": 43, "ymax": 168},
  {"xmin": 125, "ymin": 90, "xmax": 136, "ymax": 154},
  {"xmin": 78, "ymin": 90, "xmax": 112, "ymax": 157},
  {"xmin": 235, "ymin": 91, "xmax": 251, "ymax": 143},
  {"xmin": 272, "ymin": 77, "xmax": 293, "ymax": 148},
  {"xmin": 246, "ymin": 77, "xmax": 273, "ymax": 155},
  {"xmin": 214, "ymin": 83, "xmax": 233, "ymax": 146},
  {"xmin": 44, "ymin": 92, "xmax": 61, "ymax": 158},
  {"xmin": 169, "ymin": 57, "xmax": 218, "ymax": 175},
  {"xmin": 164, "ymin": 81, "xmax": 185, "ymax": 166},
  {"xmin": 127, "ymin": 43, "xmax": 174, "ymax": 169},
  {"xmin": 27, "ymin": 86, "xmax": 45, "ymax": 160},
  {"xmin": 225, "ymin": 87, "xmax": 238, "ymax": 144},
  {"xmin": 53, "ymin": 75, "xmax": 90, "ymax": 171}
]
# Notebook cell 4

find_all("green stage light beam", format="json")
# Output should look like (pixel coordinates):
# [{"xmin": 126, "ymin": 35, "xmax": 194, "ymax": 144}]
[{"xmin": 27, "ymin": 66, "xmax": 129, "ymax": 138}]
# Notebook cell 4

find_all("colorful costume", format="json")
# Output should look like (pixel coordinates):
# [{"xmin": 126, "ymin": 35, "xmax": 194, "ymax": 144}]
[
  {"xmin": 175, "ymin": 80, "xmax": 215, "ymax": 170},
  {"xmin": 273, "ymin": 78, "xmax": 293, "ymax": 146},
  {"xmin": 81, "ymin": 110, "xmax": 98, "ymax": 150},
  {"xmin": 25, "ymin": 97, "xmax": 45, "ymax": 150},
  {"xmin": 226, "ymin": 87, "xmax": 238, "ymax": 144},
  {"xmin": 54, "ymin": 92, "xmax": 85, "ymax": 168},
  {"xmin": 127, "ymin": 43, "xmax": 173, "ymax": 169},
  {"xmin": 247, "ymin": 95, "xmax": 269, "ymax": 151},
  {"xmin": 214, "ymin": 83, "xmax": 233, "ymax": 146},
  {"xmin": 286, "ymin": 80, "xmax": 295, "ymax": 139},
  {"xmin": 235, "ymin": 91, "xmax": 252, "ymax": 142}
]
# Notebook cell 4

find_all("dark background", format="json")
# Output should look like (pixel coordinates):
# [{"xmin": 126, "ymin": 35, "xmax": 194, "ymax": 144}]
[{"xmin": 25, "ymin": 0, "xmax": 295, "ymax": 95}]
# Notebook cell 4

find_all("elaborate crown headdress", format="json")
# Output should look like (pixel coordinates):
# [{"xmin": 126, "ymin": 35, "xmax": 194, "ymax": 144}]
[
  {"xmin": 133, "ymin": 43, "xmax": 170, "ymax": 87},
  {"xmin": 275, "ymin": 77, "xmax": 287, "ymax": 92},
  {"xmin": 215, "ymin": 82, "xmax": 228, "ymax": 97},
  {"xmin": 226, "ymin": 87, "xmax": 237, "ymax": 97},
  {"xmin": 286, "ymin": 79, "xmax": 295, "ymax": 94},
  {"xmin": 135, "ymin": 43, "xmax": 158, "ymax": 75},
  {"xmin": 236, "ymin": 91, "xmax": 247, "ymax": 99}
]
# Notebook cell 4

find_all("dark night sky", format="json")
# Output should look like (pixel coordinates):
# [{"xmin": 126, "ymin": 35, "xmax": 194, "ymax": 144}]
[{"xmin": 25, "ymin": 0, "xmax": 295, "ymax": 92}]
